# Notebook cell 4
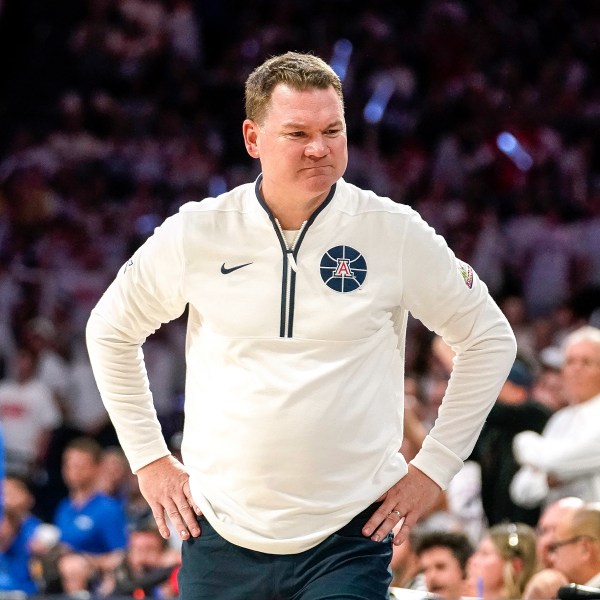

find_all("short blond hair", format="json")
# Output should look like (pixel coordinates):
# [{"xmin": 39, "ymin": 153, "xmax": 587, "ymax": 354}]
[{"xmin": 244, "ymin": 51, "xmax": 344, "ymax": 125}]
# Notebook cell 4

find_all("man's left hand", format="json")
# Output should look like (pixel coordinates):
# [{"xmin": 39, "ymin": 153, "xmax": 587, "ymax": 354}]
[{"xmin": 361, "ymin": 464, "xmax": 442, "ymax": 546}]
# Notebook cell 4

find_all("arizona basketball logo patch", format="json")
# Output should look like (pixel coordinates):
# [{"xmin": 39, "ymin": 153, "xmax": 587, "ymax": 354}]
[
  {"xmin": 458, "ymin": 260, "xmax": 474, "ymax": 289},
  {"xmin": 320, "ymin": 246, "xmax": 367, "ymax": 292}
]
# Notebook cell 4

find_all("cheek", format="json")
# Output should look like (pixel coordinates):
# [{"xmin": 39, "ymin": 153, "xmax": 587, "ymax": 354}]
[{"xmin": 483, "ymin": 559, "xmax": 504, "ymax": 584}]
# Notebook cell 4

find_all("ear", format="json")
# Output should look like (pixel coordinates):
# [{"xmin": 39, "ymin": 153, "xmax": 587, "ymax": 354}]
[
  {"xmin": 242, "ymin": 119, "xmax": 260, "ymax": 159},
  {"xmin": 510, "ymin": 557, "xmax": 523, "ymax": 575}
]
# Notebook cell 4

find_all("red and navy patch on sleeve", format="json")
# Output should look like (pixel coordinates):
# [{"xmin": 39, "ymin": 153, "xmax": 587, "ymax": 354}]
[{"xmin": 457, "ymin": 260, "xmax": 474, "ymax": 289}]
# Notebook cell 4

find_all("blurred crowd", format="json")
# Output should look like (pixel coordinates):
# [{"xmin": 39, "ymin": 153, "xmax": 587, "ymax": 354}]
[{"xmin": 0, "ymin": 0, "xmax": 599, "ymax": 596}]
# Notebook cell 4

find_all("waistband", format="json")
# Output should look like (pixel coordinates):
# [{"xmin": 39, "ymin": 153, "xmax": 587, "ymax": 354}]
[{"xmin": 335, "ymin": 502, "xmax": 382, "ymax": 537}]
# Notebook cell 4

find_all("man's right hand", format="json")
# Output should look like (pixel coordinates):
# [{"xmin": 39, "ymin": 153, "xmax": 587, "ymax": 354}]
[{"xmin": 136, "ymin": 455, "xmax": 202, "ymax": 540}]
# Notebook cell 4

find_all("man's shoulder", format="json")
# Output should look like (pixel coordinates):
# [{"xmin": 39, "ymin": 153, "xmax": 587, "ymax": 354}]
[
  {"xmin": 178, "ymin": 181, "xmax": 255, "ymax": 215},
  {"xmin": 336, "ymin": 178, "xmax": 415, "ymax": 218}
]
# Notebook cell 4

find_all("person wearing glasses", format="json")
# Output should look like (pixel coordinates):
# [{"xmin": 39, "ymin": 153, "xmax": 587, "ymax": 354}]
[
  {"xmin": 548, "ymin": 504, "xmax": 600, "ymax": 589},
  {"xmin": 536, "ymin": 497, "xmax": 586, "ymax": 569},
  {"xmin": 466, "ymin": 522, "xmax": 538, "ymax": 599},
  {"xmin": 520, "ymin": 497, "xmax": 586, "ymax": 600}
]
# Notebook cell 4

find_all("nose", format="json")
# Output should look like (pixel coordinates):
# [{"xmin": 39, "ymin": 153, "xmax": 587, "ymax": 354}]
[{"xmin": 305, "ymin": 134, "xmax": 329, "ymax": 158}]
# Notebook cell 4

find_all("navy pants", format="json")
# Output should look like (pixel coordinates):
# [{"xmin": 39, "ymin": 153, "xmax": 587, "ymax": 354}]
[{"xmin": 178, "ymin": 504, "xmax": 393, "ymax": 600}]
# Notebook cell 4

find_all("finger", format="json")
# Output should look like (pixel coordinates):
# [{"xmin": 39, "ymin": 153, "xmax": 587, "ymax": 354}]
[
  {"xmin": 362, "ymin": 503, "xmax": 400, "ymax": 541},
  {"xmin": 178, "ymin": 501, "xmax": 202, "ymax": 538},
  {"xmin": 393, "ymin": 513, "xmax": 417, "ymax": 546},
  {"xmin": 165, "ymin": 499, "xmax": 201, "ymax": 540},
  {"xmin": 183, "ymin": 480, "xmax": 202, "ymax": 516},
  {"xmin": 151, "ymin": 505, "xmax": 171, "ymax": 539},
  {"xmin": 372, "ymin": 509, "xmax": 405, "ymax": 542}
]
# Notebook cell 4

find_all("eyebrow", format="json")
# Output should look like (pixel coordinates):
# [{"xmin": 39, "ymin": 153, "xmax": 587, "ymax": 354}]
[{"xmin": 281, "ymin": 120, "xmax": 344, "ymax": 130}]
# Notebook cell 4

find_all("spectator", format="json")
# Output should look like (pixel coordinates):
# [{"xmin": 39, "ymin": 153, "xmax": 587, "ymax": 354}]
[
  {"xmin": 520, "ymin": 497, "xmax": 586, "ymax": 600},
  {"xmin": 57, "ymin": 551, "xmax": 97, "ymax": 595},
  {"xmin": 414, "ymin": 530, "xmax": 474, "ymax": 600},
  {"xmin": 0, "ymin": 507, "xmax": 38, "ymax": 594},
  {"xmin": 467, "ymin": 522, "xmax": 538, "ymax": 599},
  {"xmin": 54, "ymin": 437, "xmax": 128, "ymax": 589},
  {"xmin": 0, "ymin": 346, "xmax": 62, "ymax": 477},
  {"xmin": 470, "ymin": 358, "xmax": 551, "ymax": 527},
  {"xmin": 23, "ymin": 316, "xmax": 70, "ymax": 412},
  {"xmin": 511, "ymin": 326, "xmax": 600, "ymax": 509},
  {"xmin": 389, "ymin": 523, "xmax": 427, "ymax": 593},
  {"xmin": 536, "ymin": 496, "xmax": 586, "ymax": 569},
  {"xmin": 3, "ymin": 472, "xmax": 43, "ymax": 545},
  {"xmin": 547, "ymin": 504, "xmax": 600, "ymax": 589},
  {"xmin": 96, "ymin": 445, "xmax": 131, "ymax": 505},
  {"xmin": 108, "ymin": 521, "xmax": 180, "ymax": 597}
]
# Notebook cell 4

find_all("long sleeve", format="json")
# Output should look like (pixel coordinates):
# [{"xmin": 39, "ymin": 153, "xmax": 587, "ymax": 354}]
[
  {"xmin": 86, "ymin": 214, "xmax": 188, "ymax": 472},
  {"xmin": 513, "ymin": 395, "xmax": 600, "ymax": 479},
  {"xmin": 400, "ymin": 210, "xmax": 517, "ymax": 489}
]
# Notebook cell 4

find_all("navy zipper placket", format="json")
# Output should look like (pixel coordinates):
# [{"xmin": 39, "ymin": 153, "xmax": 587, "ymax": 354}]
[
  {"xmin": 254, "ymin": 176, "xmax": 337, "ymax": 337},
  {"xmin": 274, "ymin": 219, "xmax": 306, "ymax": 337}
]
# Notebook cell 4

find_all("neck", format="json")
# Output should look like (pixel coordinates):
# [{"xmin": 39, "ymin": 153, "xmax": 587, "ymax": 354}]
[
  {"xmin": 71, "ymin": 487, "xmax": 96, "ymax": 505},
  {"xmin": 576, "ymin": 564, "xmax": 600, "ymax": 585},
  {"xmin": 259, "ymin": 181, "xmax": 329, "ymax": 230}
]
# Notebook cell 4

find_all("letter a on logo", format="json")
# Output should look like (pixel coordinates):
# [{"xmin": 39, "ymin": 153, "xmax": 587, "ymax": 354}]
[{"xmin": 334, "ymin": 259, "xmax": 353, "ymax": 277}]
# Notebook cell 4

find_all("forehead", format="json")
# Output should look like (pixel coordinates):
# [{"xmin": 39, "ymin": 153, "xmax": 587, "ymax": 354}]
[
  {"xmin": 540, "ymin": 505, "xmax": 563, "ymax": 528},
  {"xmin": 421, "ymin": 546, "xmax": 459, "ymax": 566},
  {"xmin": 554, "ymin": 517, "xmax": 573, "ymax": 537},
  {"xmin": 566, "ymin": 340, "xmax": 600, "ymax": 359},
  {"xmin": 264, "ymin": 83, "xmax": 344, "ymax": 125}
]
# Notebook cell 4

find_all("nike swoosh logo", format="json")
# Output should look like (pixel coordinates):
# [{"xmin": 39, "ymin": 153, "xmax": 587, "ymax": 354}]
[{"xmin": 221, "ymin": 262, "xmax": 253, "ymax": 274}]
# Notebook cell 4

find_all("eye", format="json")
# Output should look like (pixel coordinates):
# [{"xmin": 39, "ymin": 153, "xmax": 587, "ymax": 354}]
[
  {"xmin": 324, "ymin": 129, "xmax": 342, "ymax": 136},
  {"xmin": 287, "ymin": 131, "xmax": 306, "ymax": 138}
]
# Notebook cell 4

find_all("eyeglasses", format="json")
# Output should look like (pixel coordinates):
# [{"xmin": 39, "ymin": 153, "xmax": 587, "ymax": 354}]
[{"xmin": 547, "ymin": 535, "xmax": 594, "ymax": 554}]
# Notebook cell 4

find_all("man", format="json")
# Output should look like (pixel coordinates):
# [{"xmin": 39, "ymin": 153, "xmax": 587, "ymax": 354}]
[
  {"xmin": 0, "ymin": 346, "xmax": 61, "ymax": 477},
  {"xmin": 511, "ymin": 325, "xmax": 600, "ymax": 509},
  {"xmin": 537, "ymin": 497, "xmax": 586, "ymax": 568},
  {"xmin": 109, "ymin": 522, "xmax": 179, "ymax": 596},
  {"xmin": 414, "ymin": 531, "xmax": 474, "ymax": 600},
  {"xmin": 548, "ymin": 504, "xmax": 600, "ymax": 588},
  {"xmin": 0, "ymin": 508, "xmax": 38, "ymax": 594},
  {"xmin": 54, "ymin": 437, "xmax": 128, "ymax": 586},
  {"xmin": 469, "ymin": 358, "xmax": 551, "ymax": 527},
  {"xmin": 519, "ymin": 498, "xmax": 585, "ymax": 600},
  {"xmin": 86, "ymin": 51, "xmax": 516, "ymax": 599}
]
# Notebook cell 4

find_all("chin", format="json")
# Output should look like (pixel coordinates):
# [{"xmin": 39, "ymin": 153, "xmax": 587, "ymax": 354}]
[{"xmin": 303, "ymin": 175, "xmax": 338, "ymax": 195}]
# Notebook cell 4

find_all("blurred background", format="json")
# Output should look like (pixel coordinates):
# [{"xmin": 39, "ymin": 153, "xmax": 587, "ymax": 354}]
[{"xmin": 0, "ymin": 0, "xmax": 599, "ymax": 593}]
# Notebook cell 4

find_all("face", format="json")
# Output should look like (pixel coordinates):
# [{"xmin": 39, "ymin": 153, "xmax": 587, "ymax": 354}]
[
  {"xmin": 128, "ymin": 531, "xmax": 165, "ymax": 574},
  {"xmin": 420, "ymin": 546, "xmax": 465, "ymax": 600},
  {"xmin": 532, "ymin": 369, "xmax": 568, "ymax": 412},
  {"xmin": 536, "ymin": 501, "xmax": 583, "ymax": 567},
  {"xmin": 3, "ymin": 478, "xmax": 34, "ymax": 515},
  {"xmin": 562, "ymin": 340, "xmax": 600, "ymax": 404},
  {"xmin": 243, "ymin": 83, "xmax": 347, "ymax": 209},
  {"xmin": 97, "ymin": 451, "xmax": 128, "ymax": 494},
  {"xmin": 62, "ymin": 448, "xmax": 99, "ymax": 491},
  {"xmin": 58, "ymin": 553, "xmax": 93, "ymax": 593},
  {"xmin": 548, "ymin": 519, "xmax": 584, "ymax": 582},
  {"xmin": 467, "ymin": 537, "xmax": 504, "ymax": 598}
]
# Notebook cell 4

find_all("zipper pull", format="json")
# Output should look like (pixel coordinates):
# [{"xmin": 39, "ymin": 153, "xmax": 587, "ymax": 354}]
[{"xmin": 286, "ymin": 250, "xmax": 298, "ymax": 273}]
